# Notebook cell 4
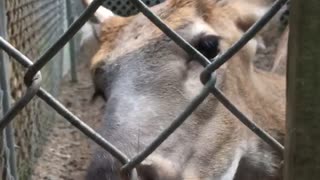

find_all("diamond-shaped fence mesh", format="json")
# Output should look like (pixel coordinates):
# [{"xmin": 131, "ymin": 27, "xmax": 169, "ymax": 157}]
[
  {"xmin": 103, "ymin": 0, "xmax": 165, "ymax": 16},
  {"xmin": 0, "ymin": 0, "xmax": 84, "ymax": 179},
  {"xmin": 0, "ymin": 0, "xmax": 288, "ymax": 179}
]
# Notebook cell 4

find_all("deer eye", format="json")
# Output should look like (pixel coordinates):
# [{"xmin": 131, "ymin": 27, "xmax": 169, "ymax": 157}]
[{"xmin": 195, "ymin": 35, "xmax": 220, "ymax": 59}]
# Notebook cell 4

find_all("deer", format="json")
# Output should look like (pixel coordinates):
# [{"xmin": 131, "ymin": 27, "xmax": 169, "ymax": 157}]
[{"xmin": 80, "ymin": 0, "xmax": 286, "ymax": 179}]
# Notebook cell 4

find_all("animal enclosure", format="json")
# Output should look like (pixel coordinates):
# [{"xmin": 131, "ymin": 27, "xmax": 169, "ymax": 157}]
[
  {"xmin": 0, "ymin": 0, "xmax": 83, "ymax": 179},
  {"xmin": 0, "ymin": 0, "xmax": 319, "ymax": 180}
]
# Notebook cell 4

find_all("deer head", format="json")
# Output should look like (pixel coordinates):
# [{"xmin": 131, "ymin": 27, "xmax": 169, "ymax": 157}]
[{"xmin": 81, "ymin": 1, "xmax": 285, "ymax": 179}]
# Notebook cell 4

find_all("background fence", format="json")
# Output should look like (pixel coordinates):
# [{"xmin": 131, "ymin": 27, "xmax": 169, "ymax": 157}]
[
  {"xmin": 102, "ymin": 0, "xmax": 164, "ymax": 16},
  {"xmin": 0, "ymin": 0, "xmax": 84, "ymax": 179}
]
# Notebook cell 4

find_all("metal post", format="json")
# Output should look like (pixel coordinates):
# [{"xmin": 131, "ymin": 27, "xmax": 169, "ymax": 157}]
[
  {"xmin": 0, "ymin": 0, "xmax": 18, "ymax": 179},
  {"xmin": 285, "ymin": 0, "xmax": 320, "ymax": 179},
  {"xmin": 66, "ymin": 0, "xmax": 78, "ymax": 82}
]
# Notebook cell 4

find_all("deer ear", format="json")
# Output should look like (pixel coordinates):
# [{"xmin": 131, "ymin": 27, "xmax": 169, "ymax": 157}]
[
  {"xmin": 272, "ymin": 26, "xmax": 289, "ymax": 74},
  {"xmin": 79, "ymin": 21, "xmax": 102, "ymax": 65},
  {"xmin": 232, "ymin": 1, "xmax": 269, "ymax": 32},
  {"xmin": 82, "ymin": 0, "xmax": 115, "ymax": 23}
]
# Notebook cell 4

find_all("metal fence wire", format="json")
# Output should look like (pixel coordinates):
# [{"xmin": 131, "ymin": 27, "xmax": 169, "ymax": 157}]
[
  {"xmin": 0, "ymin": 0, "xmax": 86, "ymax": 179},
  {"xmin": 103, "ymin": 0, "xmax": 165, "ymax": 16},
  {"xmin": 0, "ymin": 0, "xmax": 288, "ymax": 178}
]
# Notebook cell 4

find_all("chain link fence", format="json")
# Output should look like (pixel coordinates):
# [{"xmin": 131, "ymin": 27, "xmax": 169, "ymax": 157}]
[
  {"xmin": 103, "ymin": 0, "xmax": 164, "ymax": 16},
  {"xmin": 0, "ymin": 0, "xmax": 288, "ymax": 179},
  {"xmin": 0, "ymin": 0, "xmax": 84, "ymax": 179}
]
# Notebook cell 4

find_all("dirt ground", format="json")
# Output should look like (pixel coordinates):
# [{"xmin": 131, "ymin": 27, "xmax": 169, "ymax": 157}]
[
  {"xmin": 31, "ymin": 22, "xmax": 284, "ymax": 180},
  {"xmin": 31, "ymin": 62, "xmax": 105, "ymax": 180}
]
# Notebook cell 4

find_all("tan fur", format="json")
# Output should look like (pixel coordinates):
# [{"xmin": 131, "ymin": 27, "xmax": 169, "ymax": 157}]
[
  {"xmin": 272, "ymin": 26, "xmax": 288, "ymax": 75},
  {"xmin": 82, "ymin": 0, "xmax": 285, "ymax": 179},
  {"xmin": 90, "ymin": 16, "xmax": 130, "ymax": 73}
]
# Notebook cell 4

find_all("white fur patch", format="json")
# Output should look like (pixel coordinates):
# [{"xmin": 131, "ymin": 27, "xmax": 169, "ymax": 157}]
[
  {"xmin": 190, "ymin": 19, "xmax": 217, "ymax": 36},
  {"xmin": 84, "ymin": 0, "xmax": 114, "ymax": 23},
  {"xmin": 220, "ymin": 146, "xmax": 244, "ymax": 180},
  {"xmin": 178, "ymin": 18, "xmax": 218, "ymax": 43},
  {"xmin": 254, "ymin": 6, "xmax": 269, "ymax": 20}
]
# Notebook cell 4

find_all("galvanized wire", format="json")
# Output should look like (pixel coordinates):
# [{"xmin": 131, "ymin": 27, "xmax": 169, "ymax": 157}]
[
  {"xmin": 201, "ymin": 0, "xmax": 288, "ymax": 83},
  {"xmin": 210, "ymin": 87, "xmax": 284, "ymax": 154},
  {"xmin": 24, "ymin": 0, "xmax": 107, "ymax": 86},
  {"xmin": 0, "ymin": 71, "xmax": 42, "ymax": 131},
  {"xmin": 120, "ymin": 0, "xmax": 286, "ymax": 172},
  {"xmin": 121, "ymin": 75, "xmax": 216, "ymax": 172},
  {"xmin": 103, "ymin": 0, "xmax": 165, "ymax": 16},
  {"xmin": 0, "ymin": 37, "xmax": 129, "ymax": 165},
  {"xmin": 127, "ymin": 0, "xmax": 211, "ymax": 67}
]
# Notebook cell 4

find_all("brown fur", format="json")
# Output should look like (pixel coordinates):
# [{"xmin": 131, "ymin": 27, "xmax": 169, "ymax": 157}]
[
  {"xmin": 81, "ymin": 0, "xmax": 286, "ymax": 179},
  {"xmin": 91, "ymin": 17, "xmax": 130, "ymax": 73}
]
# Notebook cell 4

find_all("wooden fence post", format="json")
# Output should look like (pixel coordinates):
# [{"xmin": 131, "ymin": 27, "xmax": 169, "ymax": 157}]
[{"xmin": 285, "ymin": 0, "xmax": 320, "ymax": 179}]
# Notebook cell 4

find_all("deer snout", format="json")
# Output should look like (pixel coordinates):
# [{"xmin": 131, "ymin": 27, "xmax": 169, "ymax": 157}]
[{"xmin": 136, "ymin": 155, "xmax": 182, "ymax": 180}]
